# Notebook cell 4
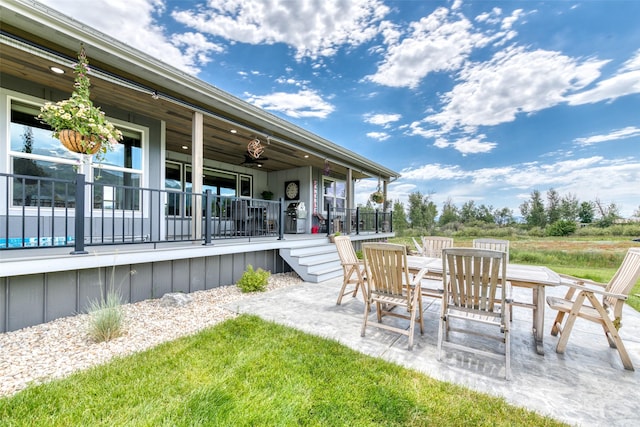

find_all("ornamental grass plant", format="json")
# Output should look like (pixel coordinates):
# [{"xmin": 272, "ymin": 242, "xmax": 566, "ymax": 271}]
[{"xmin": 37, "ymin": 44, "xmax": 122, "ymax": 160}]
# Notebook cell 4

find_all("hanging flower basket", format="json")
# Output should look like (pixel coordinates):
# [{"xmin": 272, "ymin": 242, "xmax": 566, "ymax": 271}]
[
  {"xmin": 370, "ymin": 191, "xmax": 384, "ymax": 204},
  {"xmin": 58, "ymin": 129, "xmax": 101, "ymax": 155},
  {"xmin": 38, "ymin": 44, "xmax": 122, "ymax": 161}
]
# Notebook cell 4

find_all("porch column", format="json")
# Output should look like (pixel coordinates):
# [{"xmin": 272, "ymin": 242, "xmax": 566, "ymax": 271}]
[
  {"xmin": 346, "ymin": 168, "xmax": 353, "ymax": 211},
  {"xmin": 383, "ymin": 180, "xmax": 388, "ymax": 211},
  {"xmin": 192, "ymin": 111, "xmax": 204, "ymax": 240}
]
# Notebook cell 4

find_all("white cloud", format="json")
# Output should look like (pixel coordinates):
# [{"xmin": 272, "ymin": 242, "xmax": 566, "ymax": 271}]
[
  {"xmin": 40, "ymin": 0, "xmax": 221, "ymax": 74},
  {"xmin": 574, "ymin": 127, "xmax": 640, "ymax": 146},
  {"xmin": 397, "ymin": 156, "xmax": 640, "ymax": 216},
  {"xmin": 566, "ymin": 50, "xmax": 640, "ymax": 105},
  {"xmin": 366, "ymin": 132, "xmax": 390, "ymax": 141},
  {"xmin": 244, "ymin": 89, "xmax": 335, "ymax": 118},
  {"xmin": 366, "ymin": 7, "xmax": 494, "ymax": 88},
  {"xmin": 171, "ymin": 0, "xmax": 389, "ymax": 61},
  {"xmin": 364, "ymin": 113, "xmax": 402, "ymax": 126},
  {"xmin": 427, "ymin": 46, "xmax": 607, "ymax": 131},
  {"xmin": 432, "ymin": 135, "xmax": 497, "ymax": 155}
]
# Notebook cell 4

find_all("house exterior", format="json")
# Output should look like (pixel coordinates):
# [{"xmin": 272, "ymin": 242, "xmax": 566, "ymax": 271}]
[{"xmin": 0, "ymin": 0, "xmax": 400, "ymax": 332}]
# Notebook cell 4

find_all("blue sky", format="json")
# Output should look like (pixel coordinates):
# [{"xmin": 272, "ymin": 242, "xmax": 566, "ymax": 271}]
[{"xmin": 41, "ymin": 0, "xmax": 640, "ymax": 217}]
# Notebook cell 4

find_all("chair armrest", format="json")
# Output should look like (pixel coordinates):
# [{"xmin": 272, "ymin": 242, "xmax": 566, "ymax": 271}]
[
  {"xmin": 559, "ymin": 273, "xmax": 606, "ymax": 288},
  {"xmin": 559, "ymin": 277, "xmax": 626, "ymax": 300},
  {"xmin": 410, "ymin": 267, "xmax": 429, "ymax": 285}
]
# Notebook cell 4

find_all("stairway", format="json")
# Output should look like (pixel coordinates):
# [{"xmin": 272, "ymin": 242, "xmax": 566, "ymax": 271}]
[{"xmin": 279, "ymin": 242, "xmax": 342, "ymax": 283}]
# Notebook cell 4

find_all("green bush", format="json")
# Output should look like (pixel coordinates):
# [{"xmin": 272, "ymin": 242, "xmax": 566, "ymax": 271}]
[
  {"xmin": 87, "ymin": 290, "xmax": 124, "ymax": 342},
  {"xmin": 237, "ymin": 264, "xmax": 270, "ymax": 293},
  {"xmin": 546, "ymin": 220, "xmax": 577, "ymax": 236}
]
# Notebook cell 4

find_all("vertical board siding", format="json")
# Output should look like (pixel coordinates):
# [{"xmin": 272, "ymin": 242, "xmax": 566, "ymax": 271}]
[{"xmin": 0, "ymin": 249, "xmax": 284, "ymax": 332}]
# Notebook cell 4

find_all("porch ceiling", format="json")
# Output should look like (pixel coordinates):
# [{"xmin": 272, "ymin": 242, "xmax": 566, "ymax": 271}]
[{"xmin": 0, "ymin": 9, "xmax": 397, "ymax": 180}]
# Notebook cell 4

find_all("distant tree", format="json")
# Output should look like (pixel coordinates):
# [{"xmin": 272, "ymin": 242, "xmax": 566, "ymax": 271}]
[
  {"xmin": 438, "ymin": 198, "xmax": 459, "ymax": 226},
  {"xmin": 494, "ymin": 207, "xmax": 514, "ymax": 226},
  {"xmin": 392, "ymin": 200, "xmax": 408, "ymax": 233},
  {"xmin": 634, "ymin": 205, "xmax": 640, "ymax": 218},
  {"xmin": 408, "ymin": 191, "xmax": 437, "ymax": 231},
  {"xmin": 559, "ymin": 193, "xmax": 580, "ymax": 222},
  {"xmin": 459, "ymin": 200, "xmax": 478, "ymax": 224},
  {"xmin": 578, "ymin": 201, "xmax": 595, "ymax": 223},
  {"xmin": 546, "ymin": 188, "xmax": 561, "ymax": 224},
  {"xmin": 520, "ymin": 190, "xmax": 546, "ymax": 228},
  {"xmin": 476, "ymin": 204, "xmax": 495, "ymax": 224},
  {"xmin": 594, "ymin": 198, "xmax": 620, "ymax": 227}
]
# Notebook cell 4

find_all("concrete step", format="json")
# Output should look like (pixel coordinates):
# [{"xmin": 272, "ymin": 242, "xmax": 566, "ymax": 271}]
[{"xmin": 279, "ymin": 243, "xmax": 342, "ymax": 283}]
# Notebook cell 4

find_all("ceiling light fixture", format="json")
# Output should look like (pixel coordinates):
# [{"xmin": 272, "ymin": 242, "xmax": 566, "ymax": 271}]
[
  {"xmin": 49, "ymin": 66, "xmax": 64, "ymax": 74},
  {"xmin": 230, "ymin": 129, "xmax": 237, "ymax": 134},
  {"xmin": 181, "ymin": 145, "xmax": 188, "ymax": 150},
  {"xmin": 247, "ymin": 137, "xmax": 265, "ymax": 159}
]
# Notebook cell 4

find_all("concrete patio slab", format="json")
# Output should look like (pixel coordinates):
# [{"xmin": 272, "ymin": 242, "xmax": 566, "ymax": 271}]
[{"xmin": 229, "ymin": 278, "xmax": 640, "ymax": 426}]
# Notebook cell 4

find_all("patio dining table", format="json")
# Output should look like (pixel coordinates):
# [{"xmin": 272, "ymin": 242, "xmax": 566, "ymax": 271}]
[{"xmin": 407, "ymin": 255, "xmax": 561, "ymax": 355}]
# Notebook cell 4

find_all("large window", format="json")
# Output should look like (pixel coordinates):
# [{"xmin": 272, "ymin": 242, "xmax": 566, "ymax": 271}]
[
  {"xmin": 165, "ymin": 162, "xmax": 253, "ymax": 217},
  {"xmin": 9, "ymin": 98, "xmax": 143, "ymax": 209},
  {"xmin": 323, "ymin": 178, "xmax": 346, "ymax": 213}
]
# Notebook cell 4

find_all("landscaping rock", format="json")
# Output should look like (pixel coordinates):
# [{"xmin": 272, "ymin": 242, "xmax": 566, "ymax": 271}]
[{"xmin": 160, "ymin": 293, "xmax": 192, "ymax": 307}]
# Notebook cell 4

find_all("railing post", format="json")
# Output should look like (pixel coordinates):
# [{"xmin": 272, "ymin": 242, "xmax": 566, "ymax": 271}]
[
  {"xmin": 203, "ymin": 189, "xmax": 212, "ymax": 245},
  {"xmin": 278, "ymin": 197, "xmax": 284, "ymax": 240},
  {"xmin": 326, "ymin": 203, "xmax": 332, "ymax": 236},
  {"xmin": 71, "ymin": 173, "xmax": 87, "ymax": 254},
  {"xmin": 375, "ymin": 209, "xmax": 379, "ymax": 234},
  {"xmin": 356, "ymin": 207, "xmax": 360, "ymax": 235}
]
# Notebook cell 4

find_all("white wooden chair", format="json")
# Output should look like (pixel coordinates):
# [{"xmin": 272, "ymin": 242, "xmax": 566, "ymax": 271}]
[
  {"xmin": 421, "ymin": 236, "xmax": 454, "ymax": 258},
  {"xmin": 546, "ymin": 247, "xmax": 640, "ymax": 371},
  {"xmin": 472, "ymin": 238, "xmax": 509, "ymax": 261},
  {"xmin": 438, "ymin": 248, "xmax": 511, "ymax": 380},
  {"xmin": 334, "ymin": 235, "xmax": 366, "ymax": 305},
  {"xmin": 419, "ymin": 236, "xmax": 454, "ymax": 298},
  {"xmin": 361, "ymin": 242, "xmax": 427, "ymax": 350}
]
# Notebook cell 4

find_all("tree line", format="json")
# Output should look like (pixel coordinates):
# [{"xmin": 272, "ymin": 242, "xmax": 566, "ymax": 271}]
[{"xmin": 384, "ymin": 189, "xmax": 640, "ymax": 236}]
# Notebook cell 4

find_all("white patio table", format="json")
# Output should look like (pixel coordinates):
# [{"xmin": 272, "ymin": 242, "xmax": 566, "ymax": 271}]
[{"xmin": 407, "ymin": 255, "xmax": 561, "ymax": 355}]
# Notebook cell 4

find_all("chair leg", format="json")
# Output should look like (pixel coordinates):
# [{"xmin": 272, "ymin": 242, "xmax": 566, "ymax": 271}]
[
  {"xmin": 408, "ymin": 307, "xmax": 415, "ymax": 350},
  {"xmin": 585, "ymin": 293, "xmax": 635, "ymax": 371},
  {"xmin": 505, "ymin": 325, "xmax": 511, "ymax": 380},
  {"xmin": 437, "ymin": 315, "xmax": 445, "ymax": 361},
  {"xmin": 361, "ymin": 300, "xmax": 370, "ymax": 337},
  {"xmin": 556, "ymin": 293, "xmax": 586, "ymax": 353},
  {"xmin": 550, "ymin": 310, "xmax": 566, "ymax": 336}
]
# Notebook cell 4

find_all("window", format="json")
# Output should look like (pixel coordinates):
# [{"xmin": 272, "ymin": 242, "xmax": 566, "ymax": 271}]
[
  {"xmin": 9, "ymin": 98, "xmax": 143, "ymax": 210},
  {"xmin": 323, "ymin": 178, "xmax": 346, "ymax": 213}
]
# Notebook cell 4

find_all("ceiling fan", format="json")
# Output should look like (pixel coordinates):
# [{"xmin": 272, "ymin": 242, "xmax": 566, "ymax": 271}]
[{"xmin": 240, "ymin": 151, "xmax": 269, "ymax": 168}]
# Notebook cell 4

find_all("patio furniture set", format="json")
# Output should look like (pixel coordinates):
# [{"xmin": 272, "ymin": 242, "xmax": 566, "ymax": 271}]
[{"xmin": 335, "ymin": 236, "xmax": 640, "ymax": 379}]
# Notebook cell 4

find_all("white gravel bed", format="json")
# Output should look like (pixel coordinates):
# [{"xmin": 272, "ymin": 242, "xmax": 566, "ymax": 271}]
[{"xmin": 0, "ymin": 272, "xmax": 302, "ymax": 398}]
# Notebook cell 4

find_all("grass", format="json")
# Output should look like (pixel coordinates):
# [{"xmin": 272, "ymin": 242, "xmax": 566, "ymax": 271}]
[{"xmin": 0, "ymin": 315, "xmax": 563, "ymax": 426}]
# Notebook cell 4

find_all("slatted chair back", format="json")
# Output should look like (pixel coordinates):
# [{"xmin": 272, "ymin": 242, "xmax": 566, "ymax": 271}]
[
  {"xmin": 334, "ymin": 235, "xmax": 366, "ymax": 304},
  {"xmin": 472, "ymin": 238, "xmax": 509, "ymax": 261},
  {"xmin": 363, "ymin": 243, "xmax": 411, "ymax": 305},
  {"xmin": 445, "ymin": 248, "xmax": 506, "ymax": 313},
  {"xmin": 421, "ymin": 236, "xmax": 454, "ymax": 258},
  {"xmin": 604, "ymin": 248, "xmax": 640, "ymax": 320}
]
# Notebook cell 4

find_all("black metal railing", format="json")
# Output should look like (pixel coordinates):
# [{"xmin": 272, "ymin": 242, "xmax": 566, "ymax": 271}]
[
  {"xmin": 324, "ymin": 205, "xmax": 392, "ymax": 236},
  {"xmin": 1, "ymin": 172, "xmax": 284, "ymax": 252}
]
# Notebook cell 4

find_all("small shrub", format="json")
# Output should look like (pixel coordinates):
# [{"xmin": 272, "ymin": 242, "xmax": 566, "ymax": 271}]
[
  {"xmin": 237, "ymin": 264, "xmax": 270, "ymax": 293},
  {"xmin": 87, "ymin": 290, "xmax": 124, "ymax": 342},
  {"xmin": 547, "ymin": 220, "xmax": 577, "ymax": 236}
]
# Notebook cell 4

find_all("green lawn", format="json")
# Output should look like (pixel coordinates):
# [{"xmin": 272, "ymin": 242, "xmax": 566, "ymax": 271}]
[{"xmin": 0, "ymin": 315, "xmax": 564, "ymax": 426}]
